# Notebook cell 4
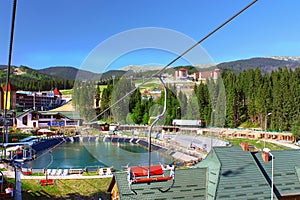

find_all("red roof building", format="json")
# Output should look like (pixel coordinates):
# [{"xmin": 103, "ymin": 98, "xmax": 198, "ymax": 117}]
[
  {"xmin": 192, "ymin": 69, "xmax": 221, "ymax": 81},
  {"xmin": 174, "ymin": 68, "xmax": 188, "ymax": 80},
  {"xmin": 53, "ymin": 88, "xmax": 62, "ymax": 96}
]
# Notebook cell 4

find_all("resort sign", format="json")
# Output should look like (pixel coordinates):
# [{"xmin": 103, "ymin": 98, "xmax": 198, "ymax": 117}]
[{"xmin": 47, "ymin": 121, "xmax": 64, "ymax": 126}]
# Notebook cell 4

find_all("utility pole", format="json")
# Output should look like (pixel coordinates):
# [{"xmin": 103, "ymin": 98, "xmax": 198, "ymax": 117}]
[{"xmin": 264, "ymin": 113, "xmax": 272, "ymax": 149}]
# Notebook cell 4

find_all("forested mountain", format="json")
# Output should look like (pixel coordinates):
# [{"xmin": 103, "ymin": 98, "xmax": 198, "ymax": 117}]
[
  {"xmin": 0, "ymin": 65, "xmax": 74, "ymax": 91},
  {"xmin": 39, "ymin": 67, "xmax": 127, "ymax": 81},
  {"xmin": 217, "ymin": 57, "xmax": 300, "ymax": 74},
  {"xmin": 38, "ymin": 66, "xmax": 98, "ymax": 80},
  {"xmin": 98, "ymin": 70, "xmax": 128, "ymax": 80}
]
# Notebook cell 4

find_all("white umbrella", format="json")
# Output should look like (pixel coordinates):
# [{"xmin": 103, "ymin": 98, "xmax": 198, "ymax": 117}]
[{"xmin": 37, "ymin": 129, "xmax": 53, "ymax": 133}]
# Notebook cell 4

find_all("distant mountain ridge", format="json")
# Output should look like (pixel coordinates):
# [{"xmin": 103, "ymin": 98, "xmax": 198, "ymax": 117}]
[
  {"xmin": 266, "ymin": 56, "xmax": 300, "ymax": 62},
  {"xmin": 38, "ymin": 66, "xmax": 98, "ymax": 80},
  {"xmin": 39, "ymin": 66, "xmax": 127, "ymax": 81},
  {"xmin": 1, "ymin": 56, "xmax": 300, "ymax": 81},
  {"xmin": 216, "ymin": 57, "xmax": 300, "ymax": 74}
]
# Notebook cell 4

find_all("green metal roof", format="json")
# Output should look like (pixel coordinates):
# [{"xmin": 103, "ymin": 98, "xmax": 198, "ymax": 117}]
[
  {"xmin": 194, "ymin": 147, "xmax": 220, "ymax": 199},
  {"xmin": 38, "ymin": 110, "xmax": 81, "ymax": 120},
  {"xmin": 114, "ymin": 168, "xmax": 207, "ymax": 200},
  {"xmin": 253, "ymin": 150, "xmax": 300, "ymax": 197},
  {"xmin": 15, "ymin": 110, "xmax": 81, "ymax": 120},
  {"xmin": 15, "ymin": 109, "xmax": 33, "ymax": 118},
  {"xmin": 195, "ymin": 146, "xmax": 273, "ymax": 200},
  {"xmin": 57, "ymin": 111, "xmax": 81, "ymax": 120},
  {"xmin": 38, "ymin": 111, "xmax": 59, "ymax": 115}
]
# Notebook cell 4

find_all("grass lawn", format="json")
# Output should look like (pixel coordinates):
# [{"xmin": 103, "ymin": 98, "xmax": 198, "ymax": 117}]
[
  {"xmin": 137, "ymin": 82, "xmax": 159, "ymax": 90},
  {"xmin": 7, "ymin": 178, "xmax": 112, "ymax": 200},
  {"xmin": 226, "ymin": 138, "xmax": 291, "ymax": 150},
  {"xmin": 60, "ymin": 89, "xmax": 73, "ymax": 95},
  {"xmin": 0, "ymin": 133, "xmax": 32, "ymax": 143}
]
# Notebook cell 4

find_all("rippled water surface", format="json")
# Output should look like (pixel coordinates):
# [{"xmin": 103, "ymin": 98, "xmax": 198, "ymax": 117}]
[{"xmin": 24, "ymin": 141, "xmax": 172, "ymax": 170}]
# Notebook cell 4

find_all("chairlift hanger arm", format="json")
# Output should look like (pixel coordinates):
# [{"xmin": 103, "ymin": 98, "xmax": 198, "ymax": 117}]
[
  {"xmin": 129, "ymin": 0, "xmax": 258, "ymax": 195},
  {"xmin": 148, "ymin": 75, "xmax": 167, "ymax": 178}
]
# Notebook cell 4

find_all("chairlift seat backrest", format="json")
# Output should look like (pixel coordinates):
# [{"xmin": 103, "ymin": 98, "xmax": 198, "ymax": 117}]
[{"xmin": 130, "ymin": 165, "xmax": 163, "ymax": 177}]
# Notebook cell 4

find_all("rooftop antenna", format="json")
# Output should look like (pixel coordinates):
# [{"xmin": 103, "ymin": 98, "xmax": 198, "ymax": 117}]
[{"xmin": 88, "ymin": 0, "xmax": 258, "ymax": 123}]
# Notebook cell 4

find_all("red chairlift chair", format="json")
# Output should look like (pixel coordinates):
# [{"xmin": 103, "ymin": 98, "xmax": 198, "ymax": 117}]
[{"xmin": 127, "ymin": 164, "xmax": 175, "ymax": 194}]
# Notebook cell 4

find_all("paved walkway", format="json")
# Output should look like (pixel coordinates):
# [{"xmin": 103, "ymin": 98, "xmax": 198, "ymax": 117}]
[
  {"xmin": 2, "ymin": 170, "xmax": 113, "ymax": 180},
  {"xmin": 171, "ymin": 152, "xmax": 199, "ymax": 162},
  {"xmin": 267, "ymin": 140, "xmax": 300, "ymax": 149},
  {"xmin": 0, "ymin": 164, "xmax": 113, "ymax": 180}
]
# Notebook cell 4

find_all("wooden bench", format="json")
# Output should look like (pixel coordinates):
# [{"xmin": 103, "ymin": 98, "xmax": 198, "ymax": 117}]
[
  {"xmin": 23, "ymin": 171, "xmax": 32, "ymax": 175},
  {"xmin": 39, "ymin": 179, "xmax": 54, "ymax": 186},
  {"xmin": 69, "ymin": 169, "xmax": 83, "ymax": 174}
]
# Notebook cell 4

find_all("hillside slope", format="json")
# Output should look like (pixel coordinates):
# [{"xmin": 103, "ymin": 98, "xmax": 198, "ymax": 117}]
[{"xmin": 38, "ymin": 66, "xmax": 98, "ymax": 80}]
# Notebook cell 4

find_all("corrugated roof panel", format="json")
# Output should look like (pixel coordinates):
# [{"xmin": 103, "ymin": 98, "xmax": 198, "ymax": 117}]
[
  {"xmin": 197, "ymin": 146, "xmax": 273, "ymax": 199},
  {"xmin": 252, "ymin": 150, "xmax": 300, "ymax": 197},
  {"xmin": 115, "ymin": 168, "xmax": 207, "ymax": 200}
]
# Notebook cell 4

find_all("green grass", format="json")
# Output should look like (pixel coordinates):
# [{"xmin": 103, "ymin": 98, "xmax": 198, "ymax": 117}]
[
  {"xmin": 0, "ymin": 133, "xmax": 32, "ymax": 143},
  {"xmin": 60, "ymin": 89, "xmax": 73, "ymax": 95},
  {"xmin": 226, "ymin": 138, "xmax": 290, "ymax": 150},
  {"xmin": 137, "ymin": 82, "xmax": 159, "ymax": 89},
  {"xmin": 30, "ymin": 173, "xmax": 44, "ymax": 176},
  {"xmin": 82, "ymin": 172, "xmax": 99, "ymax": 176},
  {"xmin": 6, "ymin": 177, "xmax": 112, "ymax": 200}
]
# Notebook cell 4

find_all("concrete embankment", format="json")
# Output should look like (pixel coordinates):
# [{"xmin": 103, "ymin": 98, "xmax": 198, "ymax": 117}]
[
  {"xmin": 103, "ymin": 136, "xmax": 168, "ymax": 153},
  {"xmin": 31, "ymin": 135, "xmax": 100, "ymax": 153},
  {"xmin": 31, "ymin": 137, "xmax": 64, "ymax": 152},
  {"xmin": 103, "ymin": 136, "xmax": 201, "ymax": 164}
]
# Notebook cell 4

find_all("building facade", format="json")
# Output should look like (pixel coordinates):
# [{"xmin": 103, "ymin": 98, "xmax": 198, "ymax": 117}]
[
  {"xmin": 15, "ymin": 110, "xmax": 82, "ymax": 130},
  {"xmin": 174, "ymin": 68, "xmax": 188, "ymax": 80},
  {"xmin": 191, "ymin": 68, "xmax": 221, "ymax": 81},
  {"xmin": 16, "ymin": 88, "xmax": 64, "ymax": 111}
]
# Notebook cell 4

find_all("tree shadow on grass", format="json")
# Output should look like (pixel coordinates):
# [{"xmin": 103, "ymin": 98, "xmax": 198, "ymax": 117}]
[
  {"xmin": 22, "ymin": 191, "xmax": 110, "ymax": 200},
  {"xmin": 21, "ymin": 178, "xmax": 112, "ymax": 200}
]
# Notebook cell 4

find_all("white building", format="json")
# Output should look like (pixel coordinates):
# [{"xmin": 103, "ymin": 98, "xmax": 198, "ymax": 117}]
[{"xmin": 15, "ymin": 110, "xmax": 82, "ymax": 129}]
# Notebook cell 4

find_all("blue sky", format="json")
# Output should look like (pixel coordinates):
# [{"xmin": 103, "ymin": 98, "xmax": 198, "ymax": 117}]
[{"xmin": 0, "ymin": 0, "xmax": 299, "ymax": 73}]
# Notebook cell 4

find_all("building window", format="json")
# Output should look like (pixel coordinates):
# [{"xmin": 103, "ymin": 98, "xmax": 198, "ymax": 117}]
[
  {"xmin": 32, "ymin": 112, "xmax": 38, "ymax": 120},
  {"xmin": 22, "ymin": 116, "xmax": 28, "ymax": 126},
  {"xmin": 55, "ymin": 114, "xmax": 61, "ymax": 120}
]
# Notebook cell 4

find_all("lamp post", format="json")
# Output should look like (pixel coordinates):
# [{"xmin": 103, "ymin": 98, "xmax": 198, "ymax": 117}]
[
  {"xmin": 263, "ymin": 148, "xmax": 274, "ymax": 200},
  {"xmin": 269, "ymin": 151, "xmax": 275, "ymax": 200},
  {"xmin": 264, "ymin": 113, "xmax": 272, "ymax": 149},
  {"xmin": 176, "ymin": 107, "xmax": 180, "ymax": 118},
  {"xmin": 45, "ymin": 150, "xmax": 53, "ymax": 184},
  {"xmin": 14, "ymin": 161, "xmax": 22, "ymax": 200},
  {"xmin": 210, "ymin": 109, "xmax": 215, "ymax": 152}
]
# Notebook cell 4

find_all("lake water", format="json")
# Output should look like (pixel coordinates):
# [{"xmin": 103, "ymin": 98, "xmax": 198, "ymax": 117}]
[{"xmin": 24, "ymin": 141, "xmax": 173, "ymax": 170}]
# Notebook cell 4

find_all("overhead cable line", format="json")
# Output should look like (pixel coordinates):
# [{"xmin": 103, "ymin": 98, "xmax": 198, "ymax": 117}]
[
  {"xmin": 3, "ymin": 0, "xmax": 18, "ymax": 147},
  {"xmin": 89, "ymin": 0, "xmax": 258, "ymax": 123}
]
